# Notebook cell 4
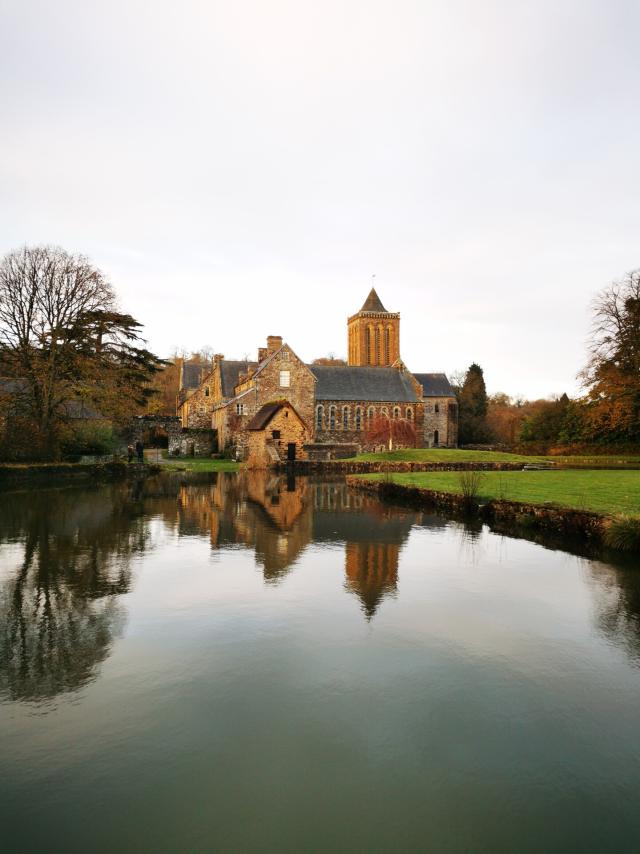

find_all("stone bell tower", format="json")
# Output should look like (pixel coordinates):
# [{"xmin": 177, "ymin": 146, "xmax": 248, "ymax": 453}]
[{"xmin": 347, "ymin": 288, "xmax": 400, "ymax": 367}]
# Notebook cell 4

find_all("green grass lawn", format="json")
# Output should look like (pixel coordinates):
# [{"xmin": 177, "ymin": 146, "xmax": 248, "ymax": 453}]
[
  {"xmin": 359, "ymin": 470, "xmax": 640, "ymax": 516},
  {"xmin": 349, "ymin": 448, "xmax": 640, "ymax": 467},
  {"xmin": 159, "ymin": 454, "xmax": 239, "ymax": 472}
]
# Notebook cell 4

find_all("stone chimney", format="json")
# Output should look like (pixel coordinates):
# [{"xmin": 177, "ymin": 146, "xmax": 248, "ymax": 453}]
[
  {"xmin": 267, "ymin": 336, "xmax": 283, "ymax": 355},
  {"xmin": 258, "ymin": 347, "xmax": 268, "ymax": 363}
]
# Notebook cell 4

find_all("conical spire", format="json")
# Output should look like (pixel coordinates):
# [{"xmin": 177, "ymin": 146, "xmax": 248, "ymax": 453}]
[{"xmin": 360, "ymin": 287, "xmax": 388, "ymax": 313}]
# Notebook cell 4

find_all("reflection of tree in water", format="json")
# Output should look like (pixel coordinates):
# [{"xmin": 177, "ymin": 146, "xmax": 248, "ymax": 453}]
[
  {"xmin": 0, "ymin": 485, "xmax": 149, "ymax": 702},
  {"xmin": 589, "ymin": 559, "xmax": 640, "ymax": 666}
]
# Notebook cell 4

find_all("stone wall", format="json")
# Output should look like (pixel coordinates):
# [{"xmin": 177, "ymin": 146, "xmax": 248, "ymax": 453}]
[
  {"xmin": 128, "ymin": 416, "xmax": 183, "ymax": 453},
  {"xmin": 304, "ymin": 442, "xmax": 360, "ymax": 461},
  {"xmin": 178, "ymin": 374, "xmax": 214, "ymax": 428},
  {"xmin": 423, "ymin": 399, "xmax": 457, "ymax": 447},
  {"xmin": 252, "ymin": 346, "xmax": 316, "ymax": 430}
]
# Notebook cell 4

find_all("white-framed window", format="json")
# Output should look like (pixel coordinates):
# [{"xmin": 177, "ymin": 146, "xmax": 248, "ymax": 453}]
[
  {"xmin": 342, "ymin": 406, "xmax": 350, "ymax": 429},
  {"xmin": 355, "ymin": 407, "xmax": 363, "ymax": 430},
  {"xmin": 367, "ymin": 406, "xmax": 375, "ymax": 421},
  {"xmin": 236, "ymin": 403, "xmax": 245, "ymax": 415},
  {"xmin": 279, "ymin": 370, "xmax": 291, "ymax": 387},
  {"xmin": 393, "ymin": 407, "xmax": 400, "ymax": 419},
  {"xmin": 280, "ymin": 349, "xmax": 289, "ymax": 360},
  {"xmin": 316, "ymin": 405, "xmax": 324, "ymax": 429}
]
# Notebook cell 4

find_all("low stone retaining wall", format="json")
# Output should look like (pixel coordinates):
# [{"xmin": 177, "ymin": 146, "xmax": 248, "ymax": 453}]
[
  {"xmin": 0, "ymin": 461, "xmax": 161, "ymax": 486},
  {"xmin": 346, "ymin": 476, "xmax": 607, "ymax": 545},
  {"xmin": 278, "ymin": 460, "xmax": 526, "ymax": 474}
]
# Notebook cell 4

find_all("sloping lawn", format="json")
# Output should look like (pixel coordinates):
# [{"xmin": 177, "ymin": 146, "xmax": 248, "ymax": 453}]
[{"xmin": 359, "ymin": 470, "xmax": 640, "ymax": 516}]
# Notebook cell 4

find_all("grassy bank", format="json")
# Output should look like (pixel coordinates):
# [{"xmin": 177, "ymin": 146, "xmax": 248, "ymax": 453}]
[
  {"xmin": 358, "ymin": 470, "xmax": 640, "ymax": 516},
  {"xmin": 349, "ymin": 449, "xmax": 640, "ymax": 467}
]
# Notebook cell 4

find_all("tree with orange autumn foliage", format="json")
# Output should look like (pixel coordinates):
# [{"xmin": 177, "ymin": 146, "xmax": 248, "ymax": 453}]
[
  {"xmin": 365, "ymin": 414, "xmax": 416, "ymax": 452},
  {"xmin": 581, "ymin": 270, "xmax": 640, "ymax": 442}
]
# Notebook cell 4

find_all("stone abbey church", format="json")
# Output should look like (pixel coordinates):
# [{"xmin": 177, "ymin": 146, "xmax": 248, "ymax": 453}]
[{"xmin": 177, "ymin": 289, "xmax": 458, "ymax": 463}]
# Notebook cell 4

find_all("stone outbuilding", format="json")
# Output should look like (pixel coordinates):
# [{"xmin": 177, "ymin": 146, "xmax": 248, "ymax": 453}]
[{"xmin": 245, "ymin": 401, "xmax": 309, "ymax": 468}]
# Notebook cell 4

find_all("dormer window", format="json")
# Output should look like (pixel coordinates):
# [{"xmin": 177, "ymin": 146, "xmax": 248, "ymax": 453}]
[{"xmin": 279, "ymin": 370, "xmax": 290, "ymax": 388}]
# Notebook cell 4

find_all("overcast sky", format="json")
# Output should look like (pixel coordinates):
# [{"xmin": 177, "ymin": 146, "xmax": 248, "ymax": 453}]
[{"xmin": 2, "ymin": 0, "xmax": 639, "ymax": 398}]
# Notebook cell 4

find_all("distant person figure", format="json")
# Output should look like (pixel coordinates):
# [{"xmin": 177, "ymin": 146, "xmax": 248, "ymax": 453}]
[
  {"xmin": 127, "ymin": 444, "xmax": 134, "ymax": 464},
  {"xmin": 135, "ymin": 440, "xmax": 144, "ymax": 463}
]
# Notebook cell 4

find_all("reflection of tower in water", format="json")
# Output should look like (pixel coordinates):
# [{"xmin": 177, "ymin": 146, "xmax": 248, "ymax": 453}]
[{"xmin": 345, "ymin": 541, "xmax": 400, "ymax": 620}]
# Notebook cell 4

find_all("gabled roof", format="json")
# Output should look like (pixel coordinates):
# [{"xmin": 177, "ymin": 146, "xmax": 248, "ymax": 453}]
[
  {"xmin": 181, "ymin": 361, "xmax": 209, "ymax": 390},
  {"xmin": 252, "ymin": 344, "xmax": 316, "ymax": 383},
  {"xmin": 310, "ymin": 365, "xmax": 419, "ymax": 402},
  {"xmin": 247, "ymin": 401, "xmax": 303, "ymax": 431},
  {"xmin": 220, "ymin": 360, "xmax": 257, "ymax": 397},
  {"xmin": 413, "ymin": 373, "xmax": 456, "ymax": 398},
  {"xmin": 359, "ymin": 287, "xmax": 388, "ymax": 313}
]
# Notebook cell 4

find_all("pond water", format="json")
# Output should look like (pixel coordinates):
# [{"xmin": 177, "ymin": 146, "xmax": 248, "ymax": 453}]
[{"xmin": 1, "ymin": 472, "xmax": 640, "ymax": 853}]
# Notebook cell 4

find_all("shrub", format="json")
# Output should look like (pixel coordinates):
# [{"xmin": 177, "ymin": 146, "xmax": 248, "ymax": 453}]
[
  {"xmin": 457, "ymin": 469, "xmax": 485, "ymax": 502},
  {"xmin": 60, "ymin": 421, "xmax": 117, "ymax": 457},
  {"xmin": 604, "ymin": 516, "xmax": 640, "ymax": 552}
]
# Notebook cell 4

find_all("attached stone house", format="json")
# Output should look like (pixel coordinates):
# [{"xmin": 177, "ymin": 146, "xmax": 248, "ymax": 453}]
[
  {"xmin": 184, "ymin": 288, "xmax": 458, "ymax": 460},
  {"xmin": 245, "ymin": 401, "xmax": 309, "ymax": 467},
  {"xmin": 177, "ymin": 361, "xmax": 214, "ymax": 428}
]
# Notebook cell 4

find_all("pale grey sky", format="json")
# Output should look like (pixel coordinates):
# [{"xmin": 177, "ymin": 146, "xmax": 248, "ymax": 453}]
[{"xmin": 1, "ymin": 0, "xmax": 639, "ymax": 398}]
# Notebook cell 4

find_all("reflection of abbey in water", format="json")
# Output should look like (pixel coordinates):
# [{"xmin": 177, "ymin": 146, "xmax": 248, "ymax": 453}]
[
  {"xmin": 4, "ymin": 477, "xmax": 640, "ymax": 704},
  {"xmin": 175, "ymin": 473, "xmax": 427, "ymax": 617}
]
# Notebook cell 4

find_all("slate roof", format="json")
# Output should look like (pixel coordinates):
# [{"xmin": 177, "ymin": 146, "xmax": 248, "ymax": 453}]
[
  {"xmin": 0, "ymin": 377, "xmax": 27, "ymax": 395},
  {"xmin": 181, "ymin": 361, "xmax": 209, "ymax": 390},
  {"xmin": 0, "ymin": 379, "xmax": 104, "ymax": 418},
  {"xmin": 246, "ymin": 401, "xmax": 304, "ymax": 431},
  {"xmin": 310, "ymin": 366, "xmax": 419, "ymax": 402},
  {"xmin": 413, "ymin": 373, "xmax": 456, "ymax": 398},
  {"xmin": 221, "ymin": 360, "xmax": 258, "ymax": 397},
  {"xmin": 359, "ymin": 287, "xmax": 388, "ymax": 313}
]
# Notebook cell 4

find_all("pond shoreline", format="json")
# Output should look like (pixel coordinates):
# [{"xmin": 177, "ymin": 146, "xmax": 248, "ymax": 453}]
[
  {"xmin": 346, "ymin": 475, "xmax": 638, "ymax": 553},
  {"xmin": 0, "ymin": 460, "xmax": 161, "ymax": 486}
]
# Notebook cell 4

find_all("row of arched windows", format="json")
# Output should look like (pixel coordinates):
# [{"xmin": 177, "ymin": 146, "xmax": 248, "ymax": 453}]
[{"xmin": 316, "ymin": 404, "xmax": 414, "ymax": 431}]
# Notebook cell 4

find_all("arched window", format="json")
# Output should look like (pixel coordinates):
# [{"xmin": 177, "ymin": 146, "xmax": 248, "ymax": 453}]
[
  {"xmin": 329, "ymin": 406, "xmax": 336, "ymax": 430},
  {"xmin": 393, "ymin": 406, "xmax": 400, "ymax": 419},
  {"xmin": 434, "ymin": 429, "xmax": 439, "ymax": 446},
  {"xmin": 385, "ymin": 326, "xmax": 391, "ymax": 363},
  {"xmin": 366, "ymin": 326, "xmax": 374, "ymax": 364},
  {"xmin": 406, "ymin": 407, "xmax": 413, "ymax": 420},
  {"xmin": 375, "ymin": 326, "xmax": 381, "ymax": 364},
  {"xmin": 381, "ymin": 406, "xmax": 389, "ymax": 417},
  {"xmin": 355, "ymin": 407, "xmax": 362, "ymax": 430},
  {"xmin": 367, "ymin": 406, "xmax": 375, "ymax": 422},
  {"xmin": 342, "ymin": 406, "xmax": 350, "ymax": 429},
  {"xmin": 435, "ymin": 402, "xmax": 440, "ymax": 414},
  {"xmin": 315, "ymin": 405, "xmax": 324, "ymax": 430}
]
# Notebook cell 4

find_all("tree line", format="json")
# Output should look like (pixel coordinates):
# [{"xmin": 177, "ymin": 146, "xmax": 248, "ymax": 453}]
[{"xmin": 455, "ymin": 270, "xmax": 640, "ymax": 449}]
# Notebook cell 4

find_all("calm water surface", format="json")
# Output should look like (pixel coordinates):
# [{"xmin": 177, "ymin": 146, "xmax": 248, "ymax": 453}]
[{"xmin": 1, "ymin": 472, "xmax": 640, "ymax": 853}]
